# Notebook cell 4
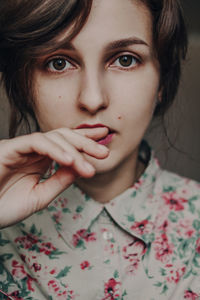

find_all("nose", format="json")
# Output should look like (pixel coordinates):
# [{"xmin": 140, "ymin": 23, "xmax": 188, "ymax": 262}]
[{"xmin": 77, "ymin": 70, "xmax": 108, "ymax": 114}]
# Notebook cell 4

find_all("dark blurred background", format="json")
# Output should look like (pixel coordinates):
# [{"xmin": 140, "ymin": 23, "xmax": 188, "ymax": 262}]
[
  {"xmin": 0, "ymin": 1, "xmax": 200, "ymax": 180},
  {"xmin": 146, "ymin": 0, "xmax": 200, "ymax": 181}
]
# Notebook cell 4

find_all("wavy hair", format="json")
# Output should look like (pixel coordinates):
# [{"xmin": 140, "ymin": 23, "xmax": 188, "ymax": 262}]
[{"xmin": 0, "ymin": 0, "xmax": 187, "ymax": 137}]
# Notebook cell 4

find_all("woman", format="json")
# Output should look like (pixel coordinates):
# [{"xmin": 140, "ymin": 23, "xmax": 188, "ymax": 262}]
[{"xmin": 0, "ymin": 0, "xmax": 199, "ymax": 299}]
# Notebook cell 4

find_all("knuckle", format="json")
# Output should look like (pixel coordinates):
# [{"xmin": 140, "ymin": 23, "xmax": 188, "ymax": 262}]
[
  {"xmin": 30, "ymin": 132, "xmax": 42, "ymax": 141},
  {"xmin": 56, "ymin": 127, "xmax": 70, "ymax": 135}
]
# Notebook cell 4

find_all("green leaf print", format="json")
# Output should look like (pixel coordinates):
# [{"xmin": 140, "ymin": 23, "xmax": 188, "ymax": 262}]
[
  {"xmin": 154, "ymin": 281, "xmax": 162, "ymax": 287},
  {"xmin": 161, "ymin": 283, "xmax": 168, "ymax": 294},
  {"xmin": 160, "ymin": 268, "xmax": 167, "ymax": 276},
  {"xmin": 104, "ymin": 259, "xmax": 111, "ymax": 264},
  {"xmin": 163, "ymin": 186, "xmax": 175, "ymax": 193},
  {"xmin": 188, "ymin": 197, "xmax": 198, "ymax": 214},
  {"xmin": 0, "ymin": 234, "xmax": 10, "ymax": 246},
  {"xmin": 193, "ymin": 219, "xmax": 200, "ymax": 231},
  {"xmin": 177, "ymin": 238, "xmax": 195, "ymax": 259},
  {"xmin": 0, "ymin": 253, "xmax": 13, "ymax": 262},
  {"xmin": 49, "ymin": 249, "xmax": 66, "ymax": 259},
  {"xmin": 126, "ymin": 214, "xmax": 135, "ymax": 222},
  {"xmin": 122, "ymin": 290, "xmax": 128, "ymax": 297},
  {"xmin": 192, "ymin": 254, "xmax": 200, "ymax": 268},
  {"xmin": 131, "ymin": 190, "xmax": 137, "ymax": 198},
  {"xmin": 63, "ymin": 207, "xmax": 71, "ymax": 213},
  {"xmin": 30, "ymin": 224, "xmax": 38, "ymax": 235},
  {"xmin": 55, "ymin": 266, "xmax": 72, "ymax": 279},
  {"xmin": 84, "ymin": 194, "xmax": 91, "ymax": 201},
  {"xmin": 168, "ymin": 211, "xmax": 178, "ymax": 223},
  {"xmin": 114, "ymin": 270, "xmax": 119, "ymax": 279},
  {"xmin": 48, "ymin": 206, "xmax": 57, "ymax": 212},
  {"xmin": 76, "ymin": 206, "xmax": 84, "ymax": 213}
]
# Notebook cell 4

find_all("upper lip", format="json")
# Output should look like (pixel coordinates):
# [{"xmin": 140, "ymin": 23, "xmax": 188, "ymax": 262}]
[
  {"xmin": 75, "ymin": 123, "xmax": 115, "ymax": 133},
  {"xmin": 76, "ymin": 123, "xmax": 107, "ymax": 129}
]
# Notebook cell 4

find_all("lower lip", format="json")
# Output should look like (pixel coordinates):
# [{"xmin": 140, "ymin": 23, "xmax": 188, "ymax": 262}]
[{"xmin": 97, "ymin": 133, "xmax": 114, "ymax": 146}]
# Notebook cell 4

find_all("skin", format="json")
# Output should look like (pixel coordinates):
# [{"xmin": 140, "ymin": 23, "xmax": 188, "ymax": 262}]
[
  {"xmin": 34, "ymin": 0, "xmax": 160, "ymax": 201},
  {"xmin": 0, "ymin": 0, "xmax": 160, "ymax": 228}
]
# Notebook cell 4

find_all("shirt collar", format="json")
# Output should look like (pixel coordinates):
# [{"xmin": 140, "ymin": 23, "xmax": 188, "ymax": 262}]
[{"xmin": 47, "ymin": 149, "xmax": 162, "ymax": 247}]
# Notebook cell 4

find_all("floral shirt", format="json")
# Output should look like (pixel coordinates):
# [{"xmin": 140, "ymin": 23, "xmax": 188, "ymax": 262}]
[{"xmin": 1, "ymin": 153, "xmax": 200, "ymax": 300}]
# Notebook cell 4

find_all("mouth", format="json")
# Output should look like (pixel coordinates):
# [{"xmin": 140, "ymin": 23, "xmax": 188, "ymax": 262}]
[
  {"xmin": 76, "ymin": 123, "xmax": 115, "ymax": 146},
  {"xmin": 97, "ymin": 131, "xmax": 115, "ymax": 146},
  {"xmin": 76, "ymin": 123, "xmax": 107, "ymax": 129}
]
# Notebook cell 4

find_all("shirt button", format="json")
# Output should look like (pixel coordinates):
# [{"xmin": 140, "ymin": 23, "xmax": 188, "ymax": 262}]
[{"xmin": 103, "ymin": 231, "xmax": 113, "ymax": 240}]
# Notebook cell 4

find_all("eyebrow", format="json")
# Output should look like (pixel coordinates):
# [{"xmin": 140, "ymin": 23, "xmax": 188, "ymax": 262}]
[
  {"xmin": 50, "ymin": 37, "xmax": 149, "ymax": 54},
  {"xmin": 104, "ymin": 37, "xmax": 149, "ymax": 52}
]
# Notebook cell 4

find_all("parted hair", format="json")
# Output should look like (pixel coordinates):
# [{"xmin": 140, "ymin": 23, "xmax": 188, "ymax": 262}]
[{"xmin": 0, "ymin": 0, "xmax": 187, "ymax": 137}]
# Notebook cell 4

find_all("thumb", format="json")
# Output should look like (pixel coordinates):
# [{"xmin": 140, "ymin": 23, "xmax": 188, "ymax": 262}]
[{"xmin": 32, "ymin": 167, "xmax": 77, "ymax": 211}]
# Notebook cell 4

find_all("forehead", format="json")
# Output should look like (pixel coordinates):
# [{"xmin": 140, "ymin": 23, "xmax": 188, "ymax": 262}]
[{"xmin": 58, "ymin": 0, "xmax": 153, "ymax": 50}]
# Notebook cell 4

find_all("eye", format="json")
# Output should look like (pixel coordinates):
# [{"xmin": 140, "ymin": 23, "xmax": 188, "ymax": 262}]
[
  {"xmin": 47, "ymin": 57, "xmax": 74, "ymax": 72},
  {"xmin": 112, "ymin": 55, "xmax": 139, "ymax": 68}
]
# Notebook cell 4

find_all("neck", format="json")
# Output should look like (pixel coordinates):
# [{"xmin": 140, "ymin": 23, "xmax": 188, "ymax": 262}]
[{"xmin": 76, "ymin": 150, "xmax": 145, "ymax": 203}]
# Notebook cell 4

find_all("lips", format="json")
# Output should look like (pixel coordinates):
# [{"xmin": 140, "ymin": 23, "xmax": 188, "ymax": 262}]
[
  {"xmin": 76, "ymin": 123, "xmax": 115, "ymax": 145},
  {"xmin": 76, "ymin": 123, "xmax": 107, "ymax": 129}
]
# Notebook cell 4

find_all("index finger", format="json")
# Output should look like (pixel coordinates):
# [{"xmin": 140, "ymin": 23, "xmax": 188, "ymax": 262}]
[{"xmin": 74, "ymin": 127, "xmax": 109, "ymax": 141}]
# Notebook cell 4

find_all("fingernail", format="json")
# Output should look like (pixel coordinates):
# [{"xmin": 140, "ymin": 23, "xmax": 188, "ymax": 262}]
[
  {"xmin": 83, "ymin": 161, "xmax": 95, "ymax": 173},
  {"xmin": 97, "ymin": 144, "xmax": 108, "ymax": 152}
]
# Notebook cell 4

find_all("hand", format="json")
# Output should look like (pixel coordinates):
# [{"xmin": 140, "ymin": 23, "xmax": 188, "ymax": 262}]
[{"xmin": 0, "ymin": 127, "xmax": 109, "ymax": 229}]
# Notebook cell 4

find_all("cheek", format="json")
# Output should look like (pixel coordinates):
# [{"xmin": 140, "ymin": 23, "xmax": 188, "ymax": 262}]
[
  {"xmin": 111, "ymin": 76, "xmax": 158, "ymax": 119},
  {"xmin": 33, "ymin": 74, "xmax": 79, "ymax": 130}
]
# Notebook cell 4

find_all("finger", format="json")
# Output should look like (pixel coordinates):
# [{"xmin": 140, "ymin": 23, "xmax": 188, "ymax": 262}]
[
  {"xmin": 0, "ymin": 134, "xmax": 74, "ymax": 168},
  {"xmin": 0, "ymin": 133, "xmax": 96, "ymax": 178},
  {"xmin": 74, "ymin": 127, "xmax": 109, "ymax": 140},
  {"xmin": 31, "ymin": 167, "xmax": 78, "ymax": 210},
  {"xmin": 44, "ymin": 132, "xmax": 96, "ymax": 176},
  {"xmin": 47, "ymin": 128, "xmax": 109, "ymax": 159}
]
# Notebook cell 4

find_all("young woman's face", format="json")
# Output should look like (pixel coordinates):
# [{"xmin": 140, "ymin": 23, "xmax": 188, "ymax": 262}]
[{"xmin": 33, "ymin": 0, "xmax": 160, "ymax": 174}]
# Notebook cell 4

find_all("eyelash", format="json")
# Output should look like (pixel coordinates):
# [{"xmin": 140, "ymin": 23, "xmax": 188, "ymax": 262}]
[
  {"xmin": 109, "ymin": 54, "xmax": 140, "ymax": 70},
  {"xmin": 45, "ymin": 56, "xmax": 76, "ymax": 74},
  {"xmin": 44, "ymin": 53, "xmax": 141, "ymax": 74}
]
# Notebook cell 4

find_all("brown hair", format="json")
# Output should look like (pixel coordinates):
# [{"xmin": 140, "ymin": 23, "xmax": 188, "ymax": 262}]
[{"xmin": 0, "ymin": 0, "xmax": 187, "ymax": 137}]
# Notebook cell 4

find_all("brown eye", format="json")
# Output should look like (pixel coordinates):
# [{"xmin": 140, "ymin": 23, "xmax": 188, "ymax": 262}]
[
  {"xmin": 47, "ymin": 58, "xmax": 72, "ymax": 72},
  {"xmin": 118, "ymin": 55, "xmax": 134, "ymax": 67},
  {"xmin": 112, "ymin": 55, "xmax": 138, "ymax": 68},
  {"xmin": 52, "ymin": 59, "xmax": 66, "ymax": 70}
]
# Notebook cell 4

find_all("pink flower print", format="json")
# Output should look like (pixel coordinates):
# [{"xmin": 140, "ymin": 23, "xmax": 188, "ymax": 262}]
[
  {"xmin": 195, "ymin": 238, "xmax": 200, "ymax": 254},
  {"xmin": 11, "ymin": 260, "xmax": 36, "ymax": 291},
  {"xmin": 134, "ymin": 178, "xmax": 144, "ymax": 190},
  {"xmin": 48, "ymin": 280, "xmax": 75, "ymax": 299},
  {"xmin": 8, "ymin": 291, "xmax": 23, "ymax": 300},
  {"xmin": 130, "ymin": 219, "xmax": 151, "ymax": 235},
  {"xmin": 52, "ymin": 211, "xmax": 62, "ymax": 224},
  {"xmin": 31, "ymin": 262, "xmax": 41, "ymax": 272},
  {"xmin": 166, "ymin": 266, "xmax": 186, "ymax": 284},
  {"xmin": 123, "ymin": 241, "xmax": 145, "ymax": 274},
  {"xmin": 176, "ymin": 219, "xmax": 195, "ymax": 238},
  {"xmin": 12, "ymin": 260, "xmax": 27, "ymax": 279},
  {"xmin": 39, "ymin": 241, "xmax": 57, "ymax": 255},
  {"xmin": 154, "ymin": 233, "xmax": 174, "ymax": 263},
  {"xmin": 158, "ymin": 220, "xmax": 169, "ymax": 232},
  {"xmin": 15, "ymin": 234, "xmax": 38, "ymax": 250},
  {"xmin": 59, "ymin": 197, "xmax": 68, "ymax": 208},
  {"xmin": 163, "ymin": 192, "xmax": 187, "ymax": 211},
  {"xmin": 73, "ymin": 213, "xmax": 82, "ymax": 220},
  {"xmin": 72, "ymin": 229, "xmax": 96, "ymax": 247},
  {"xmin": 184, "ymin": 290, "xmax": 199, "ymax": 300},
  {"xmin": 80, "ymin": 260, "xmax": 90, "ymax": 270},
  {"xmin": 103, "ymin": 278, "xmax": 121, "ymax": 300}
]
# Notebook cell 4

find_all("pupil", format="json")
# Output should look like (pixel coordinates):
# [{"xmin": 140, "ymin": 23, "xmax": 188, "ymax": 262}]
[
  {"xmin": 53, "ymin": 59, "xmax": 66, "ymax": 70},
  {"xmin": 119, "ymin": 55, "xmax": 132, "ymax": 67}
]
